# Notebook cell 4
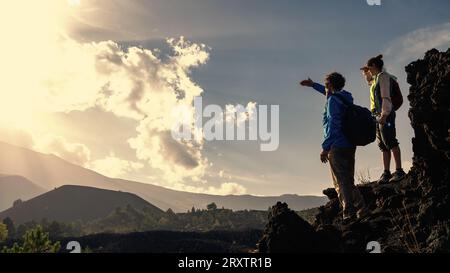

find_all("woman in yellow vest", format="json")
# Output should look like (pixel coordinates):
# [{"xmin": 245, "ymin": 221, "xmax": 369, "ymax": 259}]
[{"xmin": 362, "ymin": 55, "xmax": 406, "ymax": 184}]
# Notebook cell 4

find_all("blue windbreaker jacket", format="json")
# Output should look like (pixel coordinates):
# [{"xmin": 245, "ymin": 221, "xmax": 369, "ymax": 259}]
[{"xmin": 312, "ymin": 83, "xmax": 355, "ymax": 151}]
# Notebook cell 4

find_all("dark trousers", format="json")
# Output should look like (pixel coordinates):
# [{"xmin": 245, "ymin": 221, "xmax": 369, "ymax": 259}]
[
  {"xmin": 328, "ymin": 147, "xmax": 365, "ymax": 218},
  {"xmin": 376, "ymin": 111, "xmax": 399, "ymax": 152}
]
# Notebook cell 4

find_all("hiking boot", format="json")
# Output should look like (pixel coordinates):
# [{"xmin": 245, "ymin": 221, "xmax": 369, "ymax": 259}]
[
  {"xmin": 390, "ymin": 169, "xmax": 406, "ymax": 182},
  {"xmin": 342, "ymin": 206, "xmax": 357, "ymax": 225},
  {"xmin": 377, "ymin": 171, "xmax": 392, "ymax": 184},
  {"xmin": 342, "ymin": 214, "xmax": 357, "ymax": 225}
]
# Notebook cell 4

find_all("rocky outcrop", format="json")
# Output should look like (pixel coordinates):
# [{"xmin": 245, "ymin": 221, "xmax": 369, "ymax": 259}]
[
  {"xmin": 257, "ymin": 202, "xmax": 318, "ymax": 253},
  {"xmin": 405, "ymin": 48, "xmax": 450, "ymax": 252},
  {"xmin": 258, "ymin": 48, "xmax": 450, "ymax": 253}
]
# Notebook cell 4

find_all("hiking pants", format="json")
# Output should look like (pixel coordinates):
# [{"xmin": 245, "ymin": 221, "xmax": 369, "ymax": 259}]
[{"xmin": 328, "ymin": 147, "xmax": 365, "ymax": 218}]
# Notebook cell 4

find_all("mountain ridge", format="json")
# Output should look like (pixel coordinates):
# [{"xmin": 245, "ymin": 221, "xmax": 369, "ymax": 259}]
[
  {"xmin": 0, "ymin": 141, "xmax": 327, "ymax": 212},
  {"xmin": 0, "ymin": 174, "xmax": 46, "ymax": 211},
  {"xmin": 0, "ymin": 184, "xmax": 164, "ymax": 224}
]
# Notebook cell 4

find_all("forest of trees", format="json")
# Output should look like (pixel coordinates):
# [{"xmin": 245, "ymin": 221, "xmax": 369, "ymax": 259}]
[
  {"xmin": 0, "ymin": 203, "xmax": 319, "ymax": 252},
  {"xmin": 0, "ymin": 224, "xmax": 60, "ymax": 253}
]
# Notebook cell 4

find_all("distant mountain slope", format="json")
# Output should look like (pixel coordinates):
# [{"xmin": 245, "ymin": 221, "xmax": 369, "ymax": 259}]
[
  {"xmin": 0, "ymin": 141, "xmax": 119, "ymax": 190},
  {"xmin": 109, "ymin": 179, "xmax": 327, "ymax": 212},
  {"xmin": 0, "ymin": 141, "xmax": 327, "ymax": 212},
  {"xmin": 0, "ymin": 185, "xmax": 164, "ymax": 224},
  {"xmin": 0, "ymin": 174, "xmax": 46, "ymax": 211}
]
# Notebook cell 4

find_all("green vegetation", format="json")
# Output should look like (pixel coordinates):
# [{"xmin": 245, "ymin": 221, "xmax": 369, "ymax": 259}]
[
  {"xmin": 207, "ymin": 202, "xmax": 218, "ymax": 211},
  {"xmin": 1, "ymin": 203, "xmax": 320, "ymax": 244},
  {"xmin": 296, "ymin": 207, "xmax": 319, "ymax": 224},
  {"xmin": 2, "ymin": 225, "xmax": 60, "ymax": 253},
  {"xmin": 2, "ymin": 217, "xmax": 15, "ymax": 239},
  {"xmin": 1, "ymin": 217, "xmax": 83, "ymax": 244},
  {"xmin": 84, "ymin": 203, "xmax": 269, "ymax": 234},
  {"xmin": 0, "ymin": 222, "xmax": 7, "ymax": 242}
]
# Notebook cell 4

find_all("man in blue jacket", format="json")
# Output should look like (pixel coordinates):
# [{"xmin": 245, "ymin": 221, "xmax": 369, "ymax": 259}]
[{"xmin": 300, "ymin": 73, "xmax": 367, "ymax": 221}]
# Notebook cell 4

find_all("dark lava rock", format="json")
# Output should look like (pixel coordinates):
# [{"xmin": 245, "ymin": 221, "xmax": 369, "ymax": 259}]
[
  {"xmin": 257, "ymin": 202, "xmax": 317, "ymax": 253},
  {"xmin": 323, "ymin": 188, "xmax": 338, "ymax": 200},
  {"xmin": 258, "ymin": 48, "xmax": 450, "ymax": 253}
]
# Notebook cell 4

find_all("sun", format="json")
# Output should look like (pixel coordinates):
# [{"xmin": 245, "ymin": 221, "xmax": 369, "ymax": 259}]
[
  {"xmin": 0, "ymin": 0, "xmax": 73, "ymax": 130},
  {"xmin": 67, "ymin": 0, "xmax": 81, "ymax": 6}
]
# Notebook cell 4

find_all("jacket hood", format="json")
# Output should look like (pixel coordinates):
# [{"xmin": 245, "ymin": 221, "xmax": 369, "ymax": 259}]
[{"xmin": 332, "ymin": 90, "xmax": 354, "ymax": 104}]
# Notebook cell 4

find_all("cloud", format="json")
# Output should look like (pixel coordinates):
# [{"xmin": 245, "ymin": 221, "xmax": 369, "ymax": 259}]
[
  {"xmin": 0, "ymin": 127, "xmax": 144, "ymax": 180},
  {"xmin": 0, "ymin": 127, "xmax": 34, "ymax": 149},
  {"xmin": 224, "ymin": 102, "xmax": 258, "ymax": 129},
  {"xmin": 207, "ymin": 182, "xmax": 247, "ymax": 195},
  {"xmin": 90, "ymin": 38, "xmax": 210, "ymax": 183},
  {"xmin": 33, "ymin": 134, "xmax": 91, "ymax": 167},
  {"xmin": 87, "ymin": 37, "xmax": 212, "ymax": 184},
  {"xmin": 129, "ymin": 128, "xmax": 208, "ymax": 183},
  {"xmin": 385, "ymin": 22, "xmax": 450, "ymax": 70},
  {"xmin": 2, "ymin": 20, "xmax": 210, "ymax": 184},
  {"xmin": 0, "ymin": 126, "xmax": 92, "ymax": 168},
  {"xmin": 0, "ymin": 1, "xmax": 250, "ymax": 190},
  {"xmin": 168, "ymin": 181, "xmax": 248, "ymax": 196},
  {"xmin": 87, "ymin": 153, "xmax": 144, "ymax": 178}
]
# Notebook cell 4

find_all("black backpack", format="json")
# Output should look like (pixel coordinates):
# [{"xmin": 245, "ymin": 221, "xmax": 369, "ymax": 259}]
[
  {"xmin": 390, "ymin": 77, "xmax": 404, "ymax": 111},
  {"xmin": 333, "ymin": 93, "xmax": 376, "ymax": 146}
]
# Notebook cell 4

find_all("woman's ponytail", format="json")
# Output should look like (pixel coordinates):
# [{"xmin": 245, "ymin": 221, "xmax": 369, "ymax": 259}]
[{"xmin": 367, "ymin": 54, "xmax": 384, "ymax": 70}]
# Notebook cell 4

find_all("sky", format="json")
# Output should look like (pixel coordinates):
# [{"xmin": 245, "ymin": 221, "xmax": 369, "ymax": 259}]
[{"xmin": 0, "ymin": 0, "xmax": 449, "ymax": 196}]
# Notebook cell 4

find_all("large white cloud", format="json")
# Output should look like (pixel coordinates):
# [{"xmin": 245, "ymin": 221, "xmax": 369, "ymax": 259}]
[
  {"xmin": 47, "ymin": 37, "xmax": 211, "ymax": 183},
  {"xmin": 0, "ymin": 1, "xmax": 250, "ymax": 191},
  {"xmin": 1, "ymin": 11, "xmax": 211, "ymax": 184}
]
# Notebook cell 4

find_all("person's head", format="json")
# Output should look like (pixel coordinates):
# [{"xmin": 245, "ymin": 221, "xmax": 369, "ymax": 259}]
[
  {"xmin": 360, "ymin": 67, "xmax": 373, "ymax": 85},
  {"xmin": 366, "ymin": 54, "xmax": 384, "ymax": 76},
  {"xmin": 324, "ymin": 72, "xmax": 346, "ymax": 93}
]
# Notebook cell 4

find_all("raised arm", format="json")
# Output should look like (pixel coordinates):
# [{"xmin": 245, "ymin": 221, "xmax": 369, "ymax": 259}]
[
  {"xmin": 300, "ymin": 78, "xmax": 326, "ymax": 96},
  {"xmin": 312, "ymin": 82, "xmax": 326, "ymax": 95}
]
